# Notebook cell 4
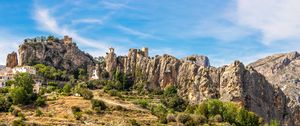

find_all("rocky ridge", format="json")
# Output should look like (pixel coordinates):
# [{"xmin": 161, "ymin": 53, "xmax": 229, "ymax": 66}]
[
  {"xmin": 249, "ymin": 51, "xmax": 300, "ymax": 125},
  {"xmin": 7, "ymin": 37, "xmax": 298, "ymax": 125},
  {"xmin": 17, "ymin": 38, "xmax": 96, "ymax": 76},
  {"xmin": 101, "ymin": 48, "xmax": 289, "ymax": 124}
]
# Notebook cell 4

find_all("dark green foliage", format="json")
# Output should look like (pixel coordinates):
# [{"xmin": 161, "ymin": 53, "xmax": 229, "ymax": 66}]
[
  {"xmin": 151, "ymin": 105, "xmax": 167, "ymax": 124},
  {"xmin": 78, "ymin": 88, "xmax": 93, "ymax": 100},
  {"xmin": 134, "ymin": 99, "xmax": 148, "ymax": 108},
  {"xmin": 91, "ymin": 99, "xmax": 107, "ymax": 113},
  {"xmin": 34, "ymin": 64, "xmax": 69, "ymax": 81},
  {"xmin": 13, "ymin": 73, "xmax": 34, "ymax": 94},
  {"xmin": 10, "ymin": 87, "xmax": 29, "ymax": 105},
  {"xmin": 12, "ymin": 119, "xmax": 25, "ymax": 126},
  {"xmin": 104, "ymin": 70, "xmax": 133, "ymax": 91},
  {"xmin": 161, "ymin": 85, "xmax": 186, "ymax": 112},
  {"xmin": 176, "ymin": 113, "xmax": 192, "ymax": 124},
  {"xmin": 35, "ymin": 96, "xmax": 46, "ymax": 106},
  {"xmin": 63, "ymin": 83, "xmax": 72, "ymax": 95},
  {"xmin": 0, "ymin": 95, "xmax": 12, "ymax": 112},
  {"xmin": 129, "ymin": 119, "xmax": 140, "ymax": 126},
  {"xmin": 35, "ymin": 109, "xmax": 43, "ymax": 116},
  {"xmin": 189, "ymin": 99, "xmax": 261, "ymax": 126},
  {"xmin": 71, "ymin": 106, "xmax": 82, "ymax": 120}
]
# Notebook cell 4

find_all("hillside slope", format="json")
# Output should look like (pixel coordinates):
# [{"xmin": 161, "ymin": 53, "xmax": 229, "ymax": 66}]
[{"xmin": 249, "ymin": 51, "xmax": 300, "ymax": 124}]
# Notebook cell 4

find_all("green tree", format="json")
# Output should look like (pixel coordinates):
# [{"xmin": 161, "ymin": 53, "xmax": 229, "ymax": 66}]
[
  {"xmin": 0, "ymin": 95, "xmax": 12, "ymax": 112},
  {"xmin": 13, "ymin": 73, "xmax": 34, "ymax": 94},
  {"xmin": 10, "ymin": 87, "xmax": 29, "ymax": 105},
  {"xmin": 63, "ymin": 83, "xmax": 72, "ymax": 94}
]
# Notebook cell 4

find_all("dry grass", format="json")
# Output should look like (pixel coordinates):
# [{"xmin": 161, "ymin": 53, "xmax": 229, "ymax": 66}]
[{"xmin": 0, "ymin": 91, "xmax": 158, "ymax": 126}]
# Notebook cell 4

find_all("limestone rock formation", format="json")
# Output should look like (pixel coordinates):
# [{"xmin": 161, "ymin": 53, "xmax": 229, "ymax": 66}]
[
  {"xmin": 183, "ymin": 55, "xmax": 210, "ymax": 67},
  {"xmin": 249, "ymin": 51, "xmax": 300, "ymax": 125},
  {"xmin": 6, "ymin": 52, "xmax": 18, "ymax": 68},
  {"xmin": 101, "ymin": 48, "xmax": 289, "ymax": 124},
  {"xmin": 18, "ymin": 39, "xmax": 96, "ymax": 76}
]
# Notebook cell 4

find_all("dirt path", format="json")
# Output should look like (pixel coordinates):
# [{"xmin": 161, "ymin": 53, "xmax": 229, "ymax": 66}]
[{"xmin": 92, "ymin": 90, "xmax": 149, "ymax": 112}]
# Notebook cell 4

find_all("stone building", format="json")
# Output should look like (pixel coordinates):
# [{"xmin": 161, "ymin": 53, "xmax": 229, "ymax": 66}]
[{"xmin": 63, "ymin": 35, "xmax": 72, "ymax": 44}]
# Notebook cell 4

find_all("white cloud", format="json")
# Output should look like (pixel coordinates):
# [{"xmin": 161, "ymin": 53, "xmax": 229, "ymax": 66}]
[
  {"xmin": 116, "ymin": 25, "xmax": 156, "ymax": 39},
  {"xmin": 0, "ymin": 30, "xmax": 23, "ymax": 65},
  {"xmin": 236, "ymin": 0, "xmax": 300, "ymax": 44},
  {"xmin": 33, "ymin": 7, "xmax": 110, "ymax": 56}
]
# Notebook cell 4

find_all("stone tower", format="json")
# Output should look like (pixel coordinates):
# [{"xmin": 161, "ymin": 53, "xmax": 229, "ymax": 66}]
[
  {"xmin": 63, "ymin": 35, "xmax": 72, "ymax": 44},
  {"xmin": 141, "ymin": 47, "xmax": 148, "ymax": 57}
]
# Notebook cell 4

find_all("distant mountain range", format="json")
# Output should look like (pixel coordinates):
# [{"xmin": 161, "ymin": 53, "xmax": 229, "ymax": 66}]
[{"xmin": 0, "ymin": 65, "xmax": 4, "ymax": 69}]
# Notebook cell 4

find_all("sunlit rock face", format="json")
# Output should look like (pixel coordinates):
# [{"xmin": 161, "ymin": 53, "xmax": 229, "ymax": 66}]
[
  {"xmin": 18, "ymin": 40, "xmax": 96, "ymax": 77},
  {"xmin": 102, "ymin": 48, "xmax": 290, "ymax": 124},
  {"xmin": 249, "ymin": 51, "xmax": 300, "ymax": 125},
  {"xmin": 6, "ymin": 52, "xmax": 18, "ymax": 68}
]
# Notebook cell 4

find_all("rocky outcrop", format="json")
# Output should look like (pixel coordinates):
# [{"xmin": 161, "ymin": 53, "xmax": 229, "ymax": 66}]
[
  {"xmin": 18, "ymin": 39, "xmax": 96, "ymax": 76},
  {"xmin": 6, "ymin": 52, "xmax": 18, "ymax": 68},
  {"xmin": 249, "ymin": 51, "xmax": 300, "ymax": 125},
  {"xmin": 183, "ymin": 55, "xmax": 210, "ymax": 67},
  {"xmin": 101, "ymin": 48, "xmax": 289, "ymax": 124}
]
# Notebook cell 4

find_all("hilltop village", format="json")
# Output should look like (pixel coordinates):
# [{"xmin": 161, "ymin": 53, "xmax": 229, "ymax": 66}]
[{"xmin": 0, "ymin": 35, "xmax": 298, "ymax": 125}]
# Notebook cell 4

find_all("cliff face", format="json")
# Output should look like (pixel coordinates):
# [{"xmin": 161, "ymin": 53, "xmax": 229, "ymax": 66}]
[
  {"xmin": 18, "ymin": 41, "xmax": 96, "ymax": 76},
  {"xmin": 249, "ymin": 51, "xmax": 300, "ymax": 125},
  {"xmin": 6, "ymin": 52, "xmax": 18, "ymax": 68},
  {"xmin": 102, "ymin": 48, "xmax": 289, "ymax": 124}
]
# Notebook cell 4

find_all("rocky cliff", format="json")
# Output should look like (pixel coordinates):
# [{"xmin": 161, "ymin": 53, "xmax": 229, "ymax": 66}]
[
  {"xmin": 101, "ymin": 48, "xmax": 289, "ymax": 124},
  {"xmin": 18, "ymin": 39, "xmax": 96, "ymax": 76},
  {"xmin": 249, "ymin": 51, "xmax": 300, "ymax": 125},
  {"xmin": 6, "ymin": 52, "xmax": 18, "ymax": 68}
]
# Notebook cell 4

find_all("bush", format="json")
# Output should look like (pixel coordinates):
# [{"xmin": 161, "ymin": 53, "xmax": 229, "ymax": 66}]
[
  {"xmin": 10, "ymin": 87, "xmax": 29, "ymax": 105},
  {"xmin": 78, "ymin": 88, "xmax": 93, "ymax": 100},
  {"xmin": 151, "ymin": 105, "xmax": 167, "ymax": 124},
  {"xmin": 162, "ymin": 85, "xmax": 186, "ymax": 112},
  {"xmin": 0, "ymin": 95, "xmax": 12, "ymax": 112},
  {"xmin": 63, "ymin": 83, "xmax": 72, "ymax": 95},
  {"xmin": 176, "ymin": 113, "xmax": 192, "ymax": 124},
  {"xmin": 35, "ymin": 96, "xmax": 46, "ymax": 106},
  {"xmin": 35, "ymin": 109, "xmax": 43, "ymax": 116},
  {"xmin": 134, "ymin": 99, "xmax": 148, "ymax": 108},
  {"xmin": 270, "ymin": 119, "xmax": 279, "ymax": 126},
  {"xmin": 166, "ymin": 114, "xmax": 176, "ymax": 123},
  {"xmin": 91, "ymin": 99, "xmax": 107, "ymax": 113},
  {"xmin": 71, "ymin": 106, "xmax": 82, "ymax": 120},
  {"xmin": 129, "ymin": 119, "xmax": 140, "ymax": 126},
  {"xmin": 12, "ymin": 119, "xmax": 25, "ymax": 126}
]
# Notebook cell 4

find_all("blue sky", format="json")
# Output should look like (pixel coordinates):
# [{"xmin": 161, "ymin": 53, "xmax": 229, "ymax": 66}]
[{"xmin": 1, "ymin": 0, "xmax": 300, "ymax": 66}]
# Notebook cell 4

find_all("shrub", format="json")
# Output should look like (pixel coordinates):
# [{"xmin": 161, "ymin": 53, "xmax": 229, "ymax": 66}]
[
  {"xmin": 91, "ymin": 99, "xmax": 107, "ymax": 113},
  {"xmin": 166, "ymin": 114, "xmax": 176, "ymax": 123},
  {"xmin": 35, "ymin": 96, "xmax": 46, "ymax": 106},
  {"xmin": 12, "ymin": 109, "xmax": 20, "ymax": 117},
  {"xmin": 176, "ymin": 113, "xmax": 192, "ymax": 124},
  {"xmin": 12, "ymin": 119, "xmax": 25, "ymax": 126},
  {"xmin": 129, "ymin": 119, "xmax": 140, "ymax": 126},
  {"xmin": 71, "ymin": 106, "xmax": 82, "ymax": 120},
  {"xmin": 78, "ymin": 88, "xmax": 93, "ymax": 100},
  {"xmin": 10, "ymin": 87, "xmax": 29, "ymax": 105},
  {"xmin": 63, "ymin": 83, "xmax": 72, "ymax": 95},
  {"xmin": 134, "ymin": 99, "xmax": 148, "ymax": 108},
  {"xmin": 17, "ymin": 112, "xmax": 26, "ymax": 120},
  {"xmin": 151, "ymin": 105, "xmax": 167, "ymax": 124},
  {"xmin": 0, "ymin": 95, "xmax": 12, "ymax": 112},
  {"xmin": 35, "ymin": 109, "xmax": 43, "ymax": 116},
  {"xmin": 162, "ymin": 85, "xmax": 186, "ymax": 112},
  {"xmin": 270, "ymin": 119, "xmax": 279, "ymax": 126},
  {"xmin": 211, "ymin": 114, "xmax": 222, "ymax": 122}
]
